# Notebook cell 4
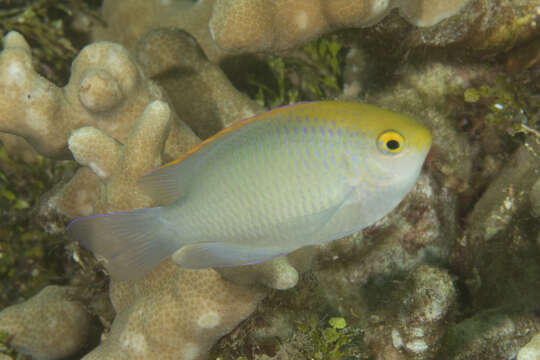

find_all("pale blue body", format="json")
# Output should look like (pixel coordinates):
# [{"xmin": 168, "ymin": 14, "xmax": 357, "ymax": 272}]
[{"xmin": 68, "ymin": 102, "xmax": 432, "ymax": 280}]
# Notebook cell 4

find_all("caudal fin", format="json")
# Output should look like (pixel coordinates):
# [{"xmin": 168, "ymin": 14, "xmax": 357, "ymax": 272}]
[{"xmin": 67, "ymin": 207, "xmax": 180, "ymax": 281}]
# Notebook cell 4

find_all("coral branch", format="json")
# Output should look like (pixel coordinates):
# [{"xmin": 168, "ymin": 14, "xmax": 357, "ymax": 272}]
[{"xmin": 0, "ymin": 31, "xmax": 198, "ymax": 160}]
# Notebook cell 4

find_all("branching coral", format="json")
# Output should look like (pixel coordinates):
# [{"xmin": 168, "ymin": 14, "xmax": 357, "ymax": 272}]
[
  {"xmin": 208, "ymin": 0, "xmax": 470, "ymax": 53},
  {"xmin": 135, "ymin": 28, "xmax": 264, "ymax": 138},
  {"xmin": 0, "ymin": 31, "xmax": 198, "ymax": 160},
  {"xmin": 0, "ymin": 29, "xmax": 311, "ymax": 358},
  {"xmin": 0, "ymin": 30, "xmax": 200, "ymax": 217},
  {"xmin": 94, "ymin": 0, "xmax": 470, "ymax": 61}
]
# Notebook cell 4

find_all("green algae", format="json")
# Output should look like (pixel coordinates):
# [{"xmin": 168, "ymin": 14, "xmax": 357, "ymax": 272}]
[
  {"xmin": 0, "ymin": 0, "xmax": 102, "ymax": 310},
  {"xmin": 0, "ymin": 145, "xmax": 78, "ymax": 309},
  {"xmin": 295, "ymin": 316, "xmax": 361, "ymax": 360},
  {"xmin": 464, "ymin": 74, "xmax": 539, "ymax": 138},
  {"xmin": 250, "ymin": 35, "xmax": 345, "ymax": 107},
  {"xmin": 0, "ymin": 331, "xmax": 21, "ymax": 360},
  {"xmin": 211, "ymin": 272, "xmax": 365, "ymax": 359}
]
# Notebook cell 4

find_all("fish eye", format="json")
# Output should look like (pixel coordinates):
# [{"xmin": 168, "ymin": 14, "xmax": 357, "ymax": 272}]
[{"xmin": 377, "ymin": 130, "xmax": 404, "ymax": 155}]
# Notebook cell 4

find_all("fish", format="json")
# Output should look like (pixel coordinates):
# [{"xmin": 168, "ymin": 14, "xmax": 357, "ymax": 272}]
[{"xmin": 67, "ymin": 101, "xmax": 432, "ymax": 281}]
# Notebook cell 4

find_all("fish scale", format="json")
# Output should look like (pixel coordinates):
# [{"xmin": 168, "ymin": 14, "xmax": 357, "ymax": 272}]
[
  {"xmin": 179, "ymin": 119, "xmax": 339, "ymax": 240},
  {"xmin": 68, "ymin": 101, "xmax": 432, "ymax": 280}
]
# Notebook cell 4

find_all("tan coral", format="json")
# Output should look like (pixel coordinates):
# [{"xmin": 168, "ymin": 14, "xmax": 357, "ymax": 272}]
[
  {"xmin": 45, "ymin": 25, "xmax": 268, "ymax": 219},
  {"xmin": 135, "ymin": 28, "xmax": 264, "ymax": 138},
  {"xmin": 0, "ymin": 31, "xmax": 198, "ymax": 160},
  {"xmin": 0, "ymin": 285, "xmax": 97, "ymax": 360},
  {"xmin": 208, "ymin": 0, "xmax": 470, "ymax": 53},
  {"xmin": 94, "ymin": 0, "xmax": 222, "ymax": 61},
  {"xmin": 84, "ymin": 262, "xmax": 266, "ymax": 360},
  {"xmin": 68, "ymin": 101, "xmax": 172, "ymax": 212},
  {"xmin": 94, "ymin": 0, "xmax": 470, "ymax": 61}
]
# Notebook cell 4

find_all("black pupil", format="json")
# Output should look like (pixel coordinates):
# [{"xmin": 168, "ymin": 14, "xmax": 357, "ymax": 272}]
[{"xmin": 386, "ymin": 139, "xmax": 400, "ymax": 150}]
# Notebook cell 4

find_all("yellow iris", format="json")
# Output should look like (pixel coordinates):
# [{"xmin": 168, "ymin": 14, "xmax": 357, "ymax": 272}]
[{"xmin": 377, "ymin": 130, "xmax": 404, "ymax": 154}]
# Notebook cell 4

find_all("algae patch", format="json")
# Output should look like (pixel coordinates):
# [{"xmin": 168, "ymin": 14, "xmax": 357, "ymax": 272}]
[
  {"xmin": 248, "ymin": 35, "xmax": 346, "ymax": 108},
  {"xmin": 0, "ymin": 145, "xmax": 77, "ymax": 309},
  {"xmin": 464, "ymin": 75, "xmax": 539, "ymax": 138}
]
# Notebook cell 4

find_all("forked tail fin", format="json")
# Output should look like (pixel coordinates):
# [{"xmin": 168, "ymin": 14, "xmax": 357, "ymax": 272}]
[{"xmin": 67, "ymin": 207, "xmax": 181, "ymax": 281}]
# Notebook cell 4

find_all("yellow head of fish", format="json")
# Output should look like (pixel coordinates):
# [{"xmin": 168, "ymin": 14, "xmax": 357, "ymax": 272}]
[{"xmin": 272, "ymin": 101, "xmax": 432, "ymax": 229}]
